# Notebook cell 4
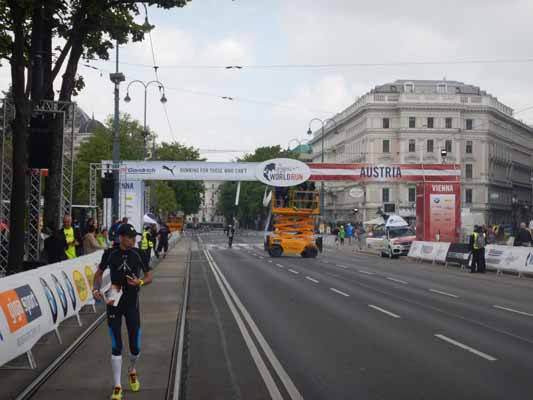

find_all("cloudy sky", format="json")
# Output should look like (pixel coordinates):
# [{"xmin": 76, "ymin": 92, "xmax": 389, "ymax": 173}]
[{"xmin": 2, "ymin": 0, "xmax": 533, "ymax": 161}]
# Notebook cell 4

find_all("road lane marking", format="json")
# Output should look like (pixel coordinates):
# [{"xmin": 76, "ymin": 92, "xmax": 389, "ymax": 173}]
[
  {"xmin": 358, "ymin": 270, "xmax": 375, "ymax": 275},
  {"xmin": 330, "ymin": 288, "xmax": 350, "ymax": 297},
  {"xmin": 493, "ymin": 305, "xmax": 533, "ymax": 317},
  {"xmin": 429, "ymin": 289, "xmax": 459, "ymax": 298},
  {"xmin": 267, "ymin": 260, "xmax": 273, "ymax": 263},
  {"xmin": 368, "ymin": 305, "xmax": 401, "ymax": 318},
  {"xmin": 306, "ymin": 276, "xmax": 319, "ymax": 284},
  {"xmin": 203, "ymin": 250, "xmax": 285, "ymax": 399},
  {"xmin": 288, "ymin": 269, "xmax": 300, "ymax": 275},
  {"xmin": 435, "ymin": 334, "xmax": 497, "ymax": 362},
  {"xmin": 204, "ymin": 250, "xmax": 304, "ymax": 399},
  {"xmin": 275, "ymin": 264, "xmax": 284, "ymax": 269},
  {"xmin": 336, "ymin": 264, "xmax": 349, "ymax": 269},
  {"xmin": 386, "ymin": 277, "xmax": 408, "ymax": 285},
  {"xmin": 259, "ymin": 256, "xmax": 265, "ymax": 259}
]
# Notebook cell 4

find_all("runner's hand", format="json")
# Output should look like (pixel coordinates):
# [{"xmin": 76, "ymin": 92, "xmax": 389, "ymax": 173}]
[
  {"xmin": 126, "ymin": 275, "xmax": 141, "ymax": 287},
  {"xmin": 93, "ymin": 290, "xmax": 103, "ymax": 301}
]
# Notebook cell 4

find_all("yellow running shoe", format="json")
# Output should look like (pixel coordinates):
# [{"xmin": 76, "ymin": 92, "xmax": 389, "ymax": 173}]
[
  {"xmin": 111, "ymin": 386, "xmax": 122, "ymax": 400},
  {"xmin": 129, "ymin": 372, "xmax": 141, "ymax": 392}
]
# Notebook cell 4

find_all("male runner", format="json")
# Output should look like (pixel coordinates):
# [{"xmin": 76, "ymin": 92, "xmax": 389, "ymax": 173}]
[{"xmin": 93, "ymin": 224, "xmax": 153, "ymax": 400}]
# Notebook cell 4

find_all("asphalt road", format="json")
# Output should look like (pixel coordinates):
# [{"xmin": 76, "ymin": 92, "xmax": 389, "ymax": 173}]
[{"xmin": 190, "ymin": 231, "xmax": 533, "ymax": 400}]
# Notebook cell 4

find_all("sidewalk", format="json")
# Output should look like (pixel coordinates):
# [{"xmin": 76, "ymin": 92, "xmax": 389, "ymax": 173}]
[{"xmin": 29, "ymin": 238, "xmax": 189, "ymax": 400}]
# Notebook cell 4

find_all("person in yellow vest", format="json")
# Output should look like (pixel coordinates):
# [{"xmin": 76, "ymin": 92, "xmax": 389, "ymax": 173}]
[
  {"xmin": 60, "ymin": 214, "xmax": 81, "ymax": 259},
  {"xmin": 139, "ymin": 225, "xmax": 154, "ymax": 264},
  {"xmin": 469, "ymin": 225, "xmax": 487, "ymax": 273}
]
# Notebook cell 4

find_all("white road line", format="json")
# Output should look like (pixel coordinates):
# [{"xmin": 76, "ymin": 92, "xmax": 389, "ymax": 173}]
[
  {"xmin": 205, "ymin": 250, "xmax": 304, "ymax": 399},
  {"xmin": 267, "ymin": 260, "xmax": 273, "ymax": 263},
  {"xmin": 330, "ymin": 288, "xmax": 350, "ymax": 297},
  {"xmin": 358, "ymin": 270, "xmax": 375, "ymax": 275},
  {"xmin": 368, "ymin": 304, "xmax": 401, "ymax": 319},
  {"xmin": 429, "ymin": 289, "xmax": 459, "ymax": 298},
  {"xmin": 386, "ymin": 277, "xmax": 408, "ymax": 285},
  {"xmin": 305, "ymin": 276, "xmax": 320, "ymax": 284},
  {"xmin": 275, "ymin": 264, "xmax": 284, "ymax": 269},
  {"xmin": 435, "ymin": 334, "xmax": 497, "ymax": 362},
  {"xmin": 493, "ymin": 305, "xmax": 533, "ymax": 317},
  {"xmin": 288, "ymin": 269, "xmax": 300, "ymax": 275},
  {"xmin": 203, "ymin": 250, "xmax": 285, "ymax": 399},
  {"xmin": 336, "ymin": 264, "xmax": 349, "ymax": 269}
]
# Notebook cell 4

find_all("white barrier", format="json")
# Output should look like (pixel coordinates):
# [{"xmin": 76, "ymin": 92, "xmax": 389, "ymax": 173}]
[
  {"xmin": 485, "ymin": 245, "xmax": 533, "ymax": 276},
  {"xmin": 408, "ymin": 241, "xmax": 451, "ymax": 263},
  {"xmin": 0, "ymin": 251, "xmax": 109, "ymax": 367}
]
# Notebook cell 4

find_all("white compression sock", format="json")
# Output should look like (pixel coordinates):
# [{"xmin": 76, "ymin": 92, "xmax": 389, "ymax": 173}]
[
  {"xmin": 129, "ymin": 353, "xmax": 140, "ymax": 373},
  {"xmin": 111, "ymin": 355, "xmax": 122, "ymax": 387}
]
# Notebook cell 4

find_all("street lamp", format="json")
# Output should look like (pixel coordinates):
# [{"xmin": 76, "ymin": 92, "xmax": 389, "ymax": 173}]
[
  {"xmin": 307, "ymin": 118, "xmax": 338, "ymax": 221},
  {"xmin": 124, "ymin": 80, "xmax": 167, "ymax": 159}
]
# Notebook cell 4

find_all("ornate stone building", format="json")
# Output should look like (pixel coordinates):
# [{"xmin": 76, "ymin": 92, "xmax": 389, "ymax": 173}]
[{"xmin": 309, "ymin": 80, "xmax": 533, "ymax": 226}]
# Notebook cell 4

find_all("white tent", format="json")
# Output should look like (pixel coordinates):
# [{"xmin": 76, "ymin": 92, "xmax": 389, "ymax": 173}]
[
  {"xmin": 385, "ymin": 215, "xmax": 409, "ymax": 228},
  {"xmin": 363, "ymin": 216, "xmax": 385, "ymax": 226}
]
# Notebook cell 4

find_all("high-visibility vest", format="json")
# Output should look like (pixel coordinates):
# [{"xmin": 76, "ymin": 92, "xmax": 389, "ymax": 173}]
[
  {"xmin": 473, "ymin": 232, "xmax": 486, "ymax": 250},
  {"xmin": 64, "ymin": 227, "xmax": 76, "ymax": 259},
  {"xmin": 141, "ymin": 231, "xmax": 152, "ymax": 250}
]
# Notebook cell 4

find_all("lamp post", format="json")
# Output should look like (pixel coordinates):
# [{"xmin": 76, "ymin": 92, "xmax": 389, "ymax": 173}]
[
  {"xmin": 124, "ymin": 80, "xmax": 167, "ymax": 159},
  {"xmin": 307, "ymin": 118, "xmax": 338, "ymax": 221}
]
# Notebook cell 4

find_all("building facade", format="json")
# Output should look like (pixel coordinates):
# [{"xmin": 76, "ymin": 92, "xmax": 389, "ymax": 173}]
[
  {"xmin": 310, "ymin": 80, "xmax": 533, "ymax": 226},
  {"xmin": 73, "ymin": 108, "xmax": 104, "ymax": 158},
  {"xmin": 188, "ymin": 180, "xmax": 225, "ymax": 224}
]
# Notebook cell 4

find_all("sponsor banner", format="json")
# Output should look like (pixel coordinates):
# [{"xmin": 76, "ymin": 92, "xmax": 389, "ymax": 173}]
[
  {"xmin": 0, "ymin": 251, "xmax": 109, "ymax": 367},
  {"xmin": 408, "ymin": 241, "xmax": 450, "ymax": 263},
  {"xmin": 256, "ymin": 158, "xmax": 311, "ymax": 187},
  {"xmin": 104, "ymin": 160, "xmax": 257, "ymax": 182},
  {"xmin": 104, "ymin": 160, "xmax": 460, "ymax": 183},
  {"xmin": 445, "ymin": 243, "xmax": 471, "ymax": 266},
  {"xmin": 485, "ymin": 245, "xmax": 533, "ymax": 274},
  {"xmin": 118, "ymin": 180, "xmax": 143, "ymax": 234}
]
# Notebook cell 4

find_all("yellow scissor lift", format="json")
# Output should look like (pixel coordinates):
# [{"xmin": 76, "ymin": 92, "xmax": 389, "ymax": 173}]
[{"xmin": 265, "ymin": 189, "xmax": 321, "ymax": 258}]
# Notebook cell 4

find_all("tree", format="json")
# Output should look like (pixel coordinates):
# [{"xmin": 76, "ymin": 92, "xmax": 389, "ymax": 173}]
[
  {"xmin": 217, "ymin": 146, "xmax": 295, "ymax": 229},
  {"xmin": 151, "ymin": 181, "xmax": 178, "ymax": 216},
  {"xmin": 153, "ymin": 142, "xmax": 203, "ymax": 216},
  {"xmin": 73, "ymin": 113, "xmax": 151, "ymax": 206},
  {"xmin": 0, "ymin": 0, "xmax": 191, "ymax": 272}
]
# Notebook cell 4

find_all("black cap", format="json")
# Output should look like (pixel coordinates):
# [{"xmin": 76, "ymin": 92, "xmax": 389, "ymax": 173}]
[{"xmin": 117, "ymin": 223, "xmax": 139, "ymax": 237}]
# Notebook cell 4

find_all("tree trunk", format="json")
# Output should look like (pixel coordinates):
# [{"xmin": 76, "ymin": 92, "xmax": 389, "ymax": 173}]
[
  {"xmin": 44, "ymin": 21, "xmax": 85, "ymax": 228},
  {"xmin": 7, "ymin": 1, "xmax": 30, "ymax": 273}
]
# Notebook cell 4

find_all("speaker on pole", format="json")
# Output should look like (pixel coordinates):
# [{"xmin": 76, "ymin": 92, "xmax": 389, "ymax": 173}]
[
  {"xmin": 29, "ymin": 114, "xmax": 55, "ymax": 169},
  {"xmin": 101, "ymin": 172, "xmax": 114, "ymax": 198}
]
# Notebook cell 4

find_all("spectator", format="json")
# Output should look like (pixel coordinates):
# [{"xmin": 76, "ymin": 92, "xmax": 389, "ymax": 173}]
[
  {"xmin": 84, "ymin": 217, "xmax": 97, "ymax": 236},
  {"xmin": 83, "ymin": 225, "xmax": 103, "ymax": 254},
  {"xmin": 157, "ymin": 224, "xmax": 171, "ymax": 258},
  {"xmin": 514, "ymin": 222, "xmax": 532, "ymax": 247},
  {"xmin": 345, "ymin": 223, "xmax": 353, "ymax": 245},
  {"xmin": 59, "ymin": 214, "xmax": 82, "ymax": 259},
  {"xmin": 339, "ymin": 225, "xmax": 346, "ymax": 246},
  {"xmin": 332, "ymin": 225, "xmax": 340, "ymax": 247},
  {"xmin": 150, "ymin": 224, "xmax": 159, "ymax": 258},
  {"xmin": 97, "ymin": 228, "xmax": 109, "ymax": 248},
  {"xmin": 44, "ymin": 225, "xmax": 67, "ymax": 264},
  {"xmin": 496, "ymin": 225, "xmax": 506, "ymax": 245},
  {"xmin": 469, "ymin": 225, "xmax": 487, "ymax": 273}
]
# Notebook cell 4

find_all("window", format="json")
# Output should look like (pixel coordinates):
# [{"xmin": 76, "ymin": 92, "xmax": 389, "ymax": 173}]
[
  {"xmin": 408, "ymin": 187, "xmax": 416, "ymax": 203},
  {"xmin": 408, "ymin": 139, "xmax": 416, "ymax": 152},
  {"xmin": 405, "ymin": 83, "xmax": 414, "ymax": 93},
  {"xmin": 445, "ymin": 118, "xmax": 452, "ymax": 129},
  {"xmin": 427, "ymin": 139, "xmax": 434, "ymax": 153},
  {"xmin": 466, "ymin": 119, "xmax": 473, "ymax": 130},
  {"xmin": 409, "ymin": 117, "xmax": 416, "ymax": 128},
  {"xmin": 465, "ymin": 163, "xmax": 473, "ymax": 179},
  {"xmin": 427, "ymin": 117, "xmax": 434, "ymax": 129},
  {"xmin": 465, "ymin": 188, "xmax": 473, "ymax": 204},
  {"xmin": 382, "ymin": 139, "xmax": 390, "ymax": 153},
  {"xmin": 437, "ymin": 83, "xmax": 447, "ymax": 93},
  {"xmin": 466, "ymin": 140, "xmax": 473, "ymax": 154},
  {"xmin": 382, "ymin": 118, "xmax": 390, "ymax": 129},
  {"xmin": 445, "ymin": 140, "xmax": 452, "ymax": 153},
  {"xmin": 382, "ymin": 188, "xmax": 390, "ymax": 203}
]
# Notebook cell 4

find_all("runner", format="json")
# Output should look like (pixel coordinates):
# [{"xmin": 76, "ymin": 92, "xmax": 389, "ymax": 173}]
[
  {"xmin": 157, "ymin": 223, "xmax": 171, "ymax": 258},
  {"xmin": 93, "ymin": 223, "xmax": 153, "ymax": 400}
]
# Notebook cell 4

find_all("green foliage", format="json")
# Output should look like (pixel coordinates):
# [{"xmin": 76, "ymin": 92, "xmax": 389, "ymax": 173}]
[
  {"xmin": 153, "ymin": 142, "xmax": 204, "ymax": 215},
  {"xmin": 217, "ymin": 146, "xmax": 296, "ymax": 228},
  {"xmin": 151, "ymin": 181, "xmax": 178, "ymax": 215}
]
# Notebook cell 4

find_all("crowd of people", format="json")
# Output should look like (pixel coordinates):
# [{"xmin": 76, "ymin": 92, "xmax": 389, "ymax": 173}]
[
  {"xmin": 42, "ymin": 214, "xmax": 172, "ymax": 265},
  {"xmin": 331, "ymin": 223, "xmax": 365, "ymax": 250}
]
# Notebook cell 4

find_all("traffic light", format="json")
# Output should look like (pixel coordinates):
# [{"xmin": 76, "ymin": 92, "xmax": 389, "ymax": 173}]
[{"xmin": 101, "ymin": 172, "xmax": 114, "ymax": 198}]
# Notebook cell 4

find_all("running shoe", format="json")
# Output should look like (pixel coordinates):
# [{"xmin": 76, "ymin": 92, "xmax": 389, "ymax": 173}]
[
  {"xmin": 111, "ymin": 386, "xmax": 122, "ymax": 400},
  {"xmin": 129, "ymin": 372, "xmax": 140, "ymax": 392}
]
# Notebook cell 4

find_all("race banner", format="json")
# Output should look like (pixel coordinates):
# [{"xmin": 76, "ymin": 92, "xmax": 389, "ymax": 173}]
[{"xmin": 408, "ymin": 241, "xmax": 451, "ymax": 263}]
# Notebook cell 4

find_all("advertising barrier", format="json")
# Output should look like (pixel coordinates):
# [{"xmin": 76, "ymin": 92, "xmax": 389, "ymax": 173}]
[
  {"xmin": 408, "ymin": 241, "xmax": 451, "ymax": 263},
  {"xmin": 484, "ymin": 245, "xmax": 533, "ymax": 275},
  {"xmin": 0, "ymin": 251, "xmax": 108, "ymax": 367},
  {"xmin": 445, "ymin": 243, "xmax": 471, "ymax": 268}
]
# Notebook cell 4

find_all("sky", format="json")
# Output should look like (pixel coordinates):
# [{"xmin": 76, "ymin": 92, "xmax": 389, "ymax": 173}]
[{"xmin": 2, "ymin": 0, "xmax": 533, "ymax": 161}]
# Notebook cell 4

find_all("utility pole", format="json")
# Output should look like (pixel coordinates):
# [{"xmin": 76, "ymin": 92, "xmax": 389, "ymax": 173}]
[{"xmin": 110, "ymin": 41, "xmax": 125, "ymax": 219}]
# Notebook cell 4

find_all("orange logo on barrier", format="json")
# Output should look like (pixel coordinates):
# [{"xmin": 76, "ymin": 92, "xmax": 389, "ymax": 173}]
[
  {"xmin": 0, "ymin": 290, "xmax": 27, "ymax": 333},
  {"xmin": 73, "ymin": 270, "xmax": 88, "ymax": 302},
  {"xmin": 84, "ymin": 266, "xmax": 95, "ymax": 292}
]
